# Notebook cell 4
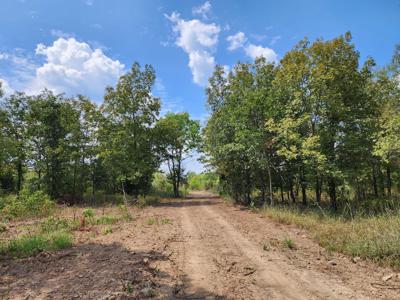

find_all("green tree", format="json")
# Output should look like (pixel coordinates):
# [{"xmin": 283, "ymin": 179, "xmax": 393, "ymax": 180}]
[
  {"xmin": 155, "ymin": 112, "xmax": 200, "ymax": 197},
  {"xmin": 101, "ymin": 62, "xmax": 161, "ymax": 201}
]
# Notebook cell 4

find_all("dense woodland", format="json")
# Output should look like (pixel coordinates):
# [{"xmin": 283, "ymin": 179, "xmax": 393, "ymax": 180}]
[
  {"xmin": 204, "ymin": 33, "xmax": 400, "ymax": 211},
  {"xmin": 0, "ymin": 62, "xmax": 200, "ymax": 204}
]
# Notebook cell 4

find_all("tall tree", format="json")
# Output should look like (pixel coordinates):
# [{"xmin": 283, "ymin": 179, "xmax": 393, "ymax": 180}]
[
  {"xmin": 101, "ymin": 62, "xmax": 161, "ymax": 200},
  {"xmin": 155, "ymin": 112, "xmax": 200, "ymax": 197}
]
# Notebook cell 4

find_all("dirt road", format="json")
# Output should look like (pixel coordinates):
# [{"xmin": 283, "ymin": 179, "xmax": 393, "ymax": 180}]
[{"xmin": 1, "ymin": 192, "xmax": 399, "ymax": 299}]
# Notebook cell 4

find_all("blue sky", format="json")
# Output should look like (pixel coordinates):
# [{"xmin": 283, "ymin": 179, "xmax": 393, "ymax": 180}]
[{"xmin": 1, "ymin": 0, "xmax": 399, "ymax": 171}]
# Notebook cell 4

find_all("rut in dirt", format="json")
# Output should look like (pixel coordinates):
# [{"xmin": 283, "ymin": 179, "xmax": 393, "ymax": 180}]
[{"xmin": 172, "ymin": 192, "xmax": 390, "ymax": 300}]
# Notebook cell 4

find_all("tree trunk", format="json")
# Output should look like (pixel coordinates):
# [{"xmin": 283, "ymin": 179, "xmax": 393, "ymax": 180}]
[
  {"xmin": 328, "ymin": 176, "xmax": 337, "ymax": 211},
  {"xmin": 16, "ymin": 160, "xmax": 23, "ymax": 192},
  {"xmin": 372, "ymin": 166, "xmax": 378, "ymax": 197},
  {"xmin": 267, "ymin": 164, "xmax": 273, "ymax": 206},
  {"xmin": 300, "ymin": 167, "xmax": 307, "ymax": 206},
  {"xmin": 315, "ymin": 176, "xmax": 321, "ymax": 203},
  {"xmin": 386, "ymin": 165, "xmax": 392, "ymax": 197}
]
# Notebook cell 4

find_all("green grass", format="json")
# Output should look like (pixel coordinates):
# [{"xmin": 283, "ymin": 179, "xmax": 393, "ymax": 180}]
[
  {"xmin": 263, "ymin": 206, "xmax": 400, "ymax": 267},
  {"xmin": 82, "ymin": 208, "xmax": 95, "ymax": 218},
  {"xmin": 102, "ymin": 226, "xmax": 113, "ymax": 235},
  {"xmin": 147, "ymin": 217, "xmax": 157, "ymax": 225},
  {"xmin": 282, "ymin": 237, "xmax": 296, "ymax": 249},
  {"xmin": 0, "ymin": 231, "xmax": 73, "ymax": 258},
  {"xmin": 94, "ymin": 215, "xmax": 119, "ymax": 225}
]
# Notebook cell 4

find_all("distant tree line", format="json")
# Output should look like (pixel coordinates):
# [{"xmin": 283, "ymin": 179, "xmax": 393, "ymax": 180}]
[
  {"xmin": 203, "ymin": 33, "xmax": 400, "ymax": 210},
  {"xmin": 0, "ymin": 62, "xmax": 200, "ymax": 203}
]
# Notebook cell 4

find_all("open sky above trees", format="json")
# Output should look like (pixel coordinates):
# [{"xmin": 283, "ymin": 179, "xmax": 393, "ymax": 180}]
[{"xmin": 1, "ymin": 0, "xmax": 399, "ymax": 171}]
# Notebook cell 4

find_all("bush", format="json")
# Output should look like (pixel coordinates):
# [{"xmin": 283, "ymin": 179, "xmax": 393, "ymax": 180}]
[
  {"xmin": 1, "ymin": 190, "xmax": 55, "ymax": 219},
  {"xmin": 82, "ymin": 208, "xmax": 95, "ymax": 219},
  {"xmin": 40, "ymin": 217, "xmax": 78, "ymax": 233}
]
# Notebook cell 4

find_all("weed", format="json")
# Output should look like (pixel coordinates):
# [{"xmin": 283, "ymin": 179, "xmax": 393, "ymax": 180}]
[
  {"xmin": 283, "ymin": 237, "xmax": 296, "ymax": 249},
  {"xmin": 102, "ymin": 226, "xmax": 113, "ymax": 235},
  {"xmin": 118, "ymin": 205, "xmax": 133, "ymax": 221},
  {"xmin": 262, "ymin": 243, "xmax": 270, "ymax": 251},
  {"xmin": 147, "ymin": 217, "xmax": 157, "ymax": 225},
  {"xmin": 82, "ymin": 208, "xmax": 95, "ymax": 219},
  {"xmin": 94, "ymin": 215, "xmax": 119, "ymax": 225},
  {"xmin": 161, "ymin": 218, "xmax": 171, "ymax": 225}
]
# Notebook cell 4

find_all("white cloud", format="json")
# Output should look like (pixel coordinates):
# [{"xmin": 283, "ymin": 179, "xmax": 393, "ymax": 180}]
[
  {"xmin": 227, "ymin": 32, "xmax": 247, "ymax": 51},
  {"xmin": 192, "ymin": 1, "xmax": 212, "ymax": 20},
  {"xmin": 244, "ymin": 44, "xmax": 278, "ymax": 62},
  {"xmin": 50, "ymin": 29, "xmax": 74, "ymax": 39},
  {"xmin": 0, "ymin": 78, "xmax": 14, "ymax": 96},
  {"xmin": 27, "ymin": 37, "xmax": 124, "ymax": 101},
  {"xmin": 166, "ymin": 12, "xmax": 220, "ymax": 86},
  {"xmin": 188, "ymin": 50, "xmax": 215, "ymax": 86},
  {"xmin": 226, "ymin": 31, "xmax": 278, "ymax": 63},
  {"xmin": 270, "ymin": 35, "xmax": 281, "ymax": 46}
]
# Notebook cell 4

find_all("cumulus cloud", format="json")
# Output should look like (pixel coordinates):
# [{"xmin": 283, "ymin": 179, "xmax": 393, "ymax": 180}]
[
  {"xmin": 166, "ymin": 12, "xmax": 220, "ymax": 86},
  {"xmin": 226, "ymin": 31, "xmax": 278, "ymax": 63},
  {"xmin": 27, "ymin": 37, "xmax": 124, "ymax": 101},
  {"xmin": 192, "ymin": 1, "xmax": 212, "ymax": 20},
  {"xmin": 244, "ymin": 44, "xmax": 278, "ymax": 62},
  {"xmin": 226, "ymin": 32, "xmax": 247, "ymax": 51}
]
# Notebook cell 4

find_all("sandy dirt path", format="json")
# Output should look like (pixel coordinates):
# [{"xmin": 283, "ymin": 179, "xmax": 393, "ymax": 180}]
[{"xmin": 1, "ymin": 192, "xmax": 399, "ymax": 299}]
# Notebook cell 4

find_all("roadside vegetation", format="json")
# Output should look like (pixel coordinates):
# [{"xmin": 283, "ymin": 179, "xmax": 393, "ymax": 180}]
[{"xmin": 202, "ymin": 33, "xmax": 400, "ymax": 267}]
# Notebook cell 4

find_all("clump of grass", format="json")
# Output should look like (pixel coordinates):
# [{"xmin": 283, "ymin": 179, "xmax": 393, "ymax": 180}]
[
  {"xmin": 282, "ymin": 237, "xmax": 296, "ymax": 249},
  {"xmin": 82, "ymin": 208, "xmax": 95, "ymax": 219},
  {"xmin": 118, "ymin": 205, "xmax": 133, "ymax": 221},
  {"xmin": 147, "ymin": 217, "xmax": 157, "ymax": 225},
  {"xmin": 161, "ymin": 218, "xmax": 171, "ymax": 225},
  {"xmin": 0, "ymin": 231, "xmax": 73, "ymax": 258},
  {"xmin": 263, "ymin": 206, "xmax": 400, "ymax": 267},
  {"xmin": 94, "ymin": 215, "xmax": 119, "ymax": 225},
  {"xmin": 262, "ymin": 243, "xmax": 270, "ymax": 251},
  {"xmin": 102, "ymin": 226, "xmax": 113, "ymax": 235}
]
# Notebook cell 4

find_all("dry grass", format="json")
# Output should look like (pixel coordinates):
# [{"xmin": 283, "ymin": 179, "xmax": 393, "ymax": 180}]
[{"xmin": 263, "ymin": 206, "xmax": 400, "ymax": 268}]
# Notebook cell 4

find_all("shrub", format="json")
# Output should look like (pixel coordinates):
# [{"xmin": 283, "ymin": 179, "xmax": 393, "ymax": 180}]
[
  {"xmin": 1, "ymin": 190, "xmax": 54, "ymax": 219},
  {"xmin": 40, "ymin": 217, "xmax": 78, "ymax": 233},
  {"xmin": 82, "ymin": 208, "xmax": 95, "ymax": 219}
]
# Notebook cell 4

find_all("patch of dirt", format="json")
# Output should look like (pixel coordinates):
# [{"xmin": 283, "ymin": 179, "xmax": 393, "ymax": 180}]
[{"xmin": 1, "ymin": 192, "xmax": 399, "ymax": 299}]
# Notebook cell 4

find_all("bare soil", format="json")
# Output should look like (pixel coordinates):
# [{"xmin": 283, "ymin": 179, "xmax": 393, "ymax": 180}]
[{"xmin": 1, "ymin": 191, "xmax": 399, "ymax": 299}]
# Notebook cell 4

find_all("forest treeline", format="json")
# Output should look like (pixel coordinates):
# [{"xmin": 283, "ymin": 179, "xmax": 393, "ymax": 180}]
[
  {"xmin": 0, "ymin": 62, "xmax": 200, "ymax": 204},
  {"xmin": 204, "ymin": 33, "xmax": 400, "ymax": 211}
]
